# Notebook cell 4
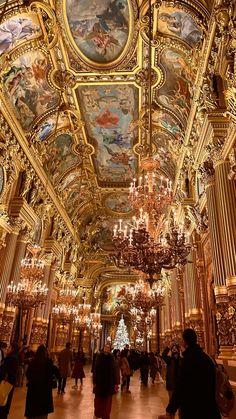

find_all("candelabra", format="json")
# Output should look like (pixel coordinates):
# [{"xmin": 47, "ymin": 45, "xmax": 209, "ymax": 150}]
[{"xmin": 6, "ymin": 246, "xmax": 48, "ymax": 309}]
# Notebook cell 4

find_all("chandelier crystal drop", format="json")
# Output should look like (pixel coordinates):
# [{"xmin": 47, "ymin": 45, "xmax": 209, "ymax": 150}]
[{"xmin": 6, "ymin": 246, "xmax": 48, "ymax": 309}]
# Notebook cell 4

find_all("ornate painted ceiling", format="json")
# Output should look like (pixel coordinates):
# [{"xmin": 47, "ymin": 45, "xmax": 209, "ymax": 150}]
[{"xmin": 0, "ymin": 0, "xmax": 214, "ymax": 277}]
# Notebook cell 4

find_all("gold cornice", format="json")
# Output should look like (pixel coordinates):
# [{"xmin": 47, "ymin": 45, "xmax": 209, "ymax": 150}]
[{"xmin": 9, "ymin": 197, "xmax": 38, "ymax": 227}]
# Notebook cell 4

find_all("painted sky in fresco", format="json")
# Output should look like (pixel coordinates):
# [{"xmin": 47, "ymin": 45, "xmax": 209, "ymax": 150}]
[
  {"xmin": 157, "ymin": 5, "xmax": 202, "ymax": 47},
  {"xmin": 35, "ymin": 113, "xmax": 70, "ymax": 141},
  {"xmin": 105, "ymin": 193, "xmax": 132, "ymax": 213},
  {"xmin": 3, "ymin": 50, "xmax": 59, "ymax": 130},
  {"xmin": 66, "ymin": 0, "xmax": 130, "ymax": 63},
  {"xmin": 77, "ymin": 84, "xmax": 138, "ymax": 185},
  {"xmin": 0, "ymin": 13, "xmax": 41, "ymax": 56}
]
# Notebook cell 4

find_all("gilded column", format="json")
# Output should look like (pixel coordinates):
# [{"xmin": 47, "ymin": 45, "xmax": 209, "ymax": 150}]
[
  {"xmin": 10, "ymin": 228, "xmax": 28, "ymax": 285},
  {"xmin": 0, "ymin": 228, "xmax": 19, "ymax": 342},
  {"xmin": 199, "ymin": 160, "xmax": 230, "ymax": 357},
  {"xmin": 214, "ymin": 156, "xmax": 236, "ymax": 358}
]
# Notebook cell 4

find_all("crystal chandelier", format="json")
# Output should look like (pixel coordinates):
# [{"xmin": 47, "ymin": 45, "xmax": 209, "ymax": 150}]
[
  {"xmin": 113, "ymin": 213, "xmax": 191, "ymax": 286},
  {"xmin": 113, "ymin": 217, "xmax": 173, "ymax": 286},
  {"xmin": 90, "ymin": 312, "xmax": 102, "ymax": 337},
  {"xmin": 58, "ymin": 280, "xmax": 77, "ymax": 305},
  {"xmin": 52, "ymin": 303, "xmax": 78, "ymax": 325},
  {"xmin": 6, "ymin": 246, "xmax": 48, "ymax": 309},
  {"xmin": 129, "ymin": 161, "xmax": 172, "ymax": 223},
  {"xmin": 125, "ymin": 279, "xmax": 165, "ymax": 312},
  {"xmin": 75, "ymin": 295, "xmax": 91, "ymax": 329}
]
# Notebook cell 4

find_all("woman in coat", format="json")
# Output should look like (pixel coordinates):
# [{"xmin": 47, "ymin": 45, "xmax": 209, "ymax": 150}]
[
  {"xmin": 25, "ymin": 345, "xmax": 59, "ymax": 419},
  {"xmin": 93, "ymin": 344, "xmax": 118, "ymax": 419},
  {"xmin": 72, "ymin": 349, "xmax": 85, "ymax": 388}
]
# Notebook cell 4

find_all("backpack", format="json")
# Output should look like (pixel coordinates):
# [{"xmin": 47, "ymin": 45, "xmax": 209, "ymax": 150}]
[{"xmin": 215, "ymin": 363, "xmax": 235, "ymax": 417}]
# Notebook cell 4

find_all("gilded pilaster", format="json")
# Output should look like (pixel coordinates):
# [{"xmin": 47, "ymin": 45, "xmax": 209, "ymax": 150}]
[
  {"xmin": 199, "ymin": 160, "xmax": 231, "ymax": 356},
  {"xmin": 10, "ymin": 229, "xmax": 28, "ymax": 285}
]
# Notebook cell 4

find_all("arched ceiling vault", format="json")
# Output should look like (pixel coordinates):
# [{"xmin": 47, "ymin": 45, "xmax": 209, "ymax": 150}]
[{"xmin": 0, "ymin": 0, "xmax": 214, "ymax": 286}]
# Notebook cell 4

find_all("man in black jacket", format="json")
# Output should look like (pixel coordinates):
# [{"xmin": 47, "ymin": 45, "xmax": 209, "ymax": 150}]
[{"xmin": 159, "ymin": 328, "xmax": 221, "ymax": 419}]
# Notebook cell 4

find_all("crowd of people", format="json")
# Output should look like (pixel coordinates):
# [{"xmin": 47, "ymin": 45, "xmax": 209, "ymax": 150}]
[{"xmin": 0, "ymin": 328, "xmax": 226, "ymax": 419}]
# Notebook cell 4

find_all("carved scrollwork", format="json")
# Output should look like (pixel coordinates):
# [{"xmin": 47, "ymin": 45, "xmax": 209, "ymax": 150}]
[{"xmin": 216, "ymin": 302, "xmax": 234, "ymax": 346}]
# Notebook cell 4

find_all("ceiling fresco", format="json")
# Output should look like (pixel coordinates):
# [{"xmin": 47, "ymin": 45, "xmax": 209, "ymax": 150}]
[
  {"xmin": 65, "ymin": 0, "xmax": 131, "ymax": 65},
  {"xmin": 0, "ymin": 0, "xmax": 212, "ymax": 273},
  {"xmin": 77, "ymin": 84, "xmax": 139, "ymax": 187},
  {"xmin": 42, "ymin": 133, "xmax": 81, "ymax": 185},
  {"xmin": 0, "ymin": 13, "xmax": 42, "ymax": 56},
  {"xmin": 2, "ymin": 50, "xmax": 59, "ymax": 130},
  {"xmin": 34, "ymin": 113, "xmax": 71, "ymax": 142},
  {"xmin": 104, "ymin": 192, "xmax": 133, "ymax": 215},
  {"xmin": 156, "ymin": 47, "xmax": 196, "ymax": 127},
  {"xmin": 157, "ymin": 4, "xmax": 202, "ymax": 47}
]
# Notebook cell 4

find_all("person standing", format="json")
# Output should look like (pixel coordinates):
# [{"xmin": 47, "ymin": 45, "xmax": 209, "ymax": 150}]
[
  {"xmin": 72, "ymin": 349, "xmax": 85, "ymax": 388},
  {"xmin": 0, "ymin": 343, "xmax": 19, "ymax": 419},
  {"xmin": 25, "ymin": 345, "xmax": 59, "ymax": 419},
  {"xmin": 162, "ymin": 343, "xmax": 182, "ymax": 400},
  {"xmin": 58, "ymin": 342, "xmax": 72, "ymax": 395},
  {"xmin": 149, "ymin": 352, "xmax": 159, "ymax": 384},
  {"xmin": 159, "ymin": 328, "xmax": 221, "ymax": 419},
  {"xmin": 120, "ymin": 349, "xmax": 131, "ymax": 393},
  {"xmin": 93, "ymin": 344, "xmax": 118, "ymax": 419}
]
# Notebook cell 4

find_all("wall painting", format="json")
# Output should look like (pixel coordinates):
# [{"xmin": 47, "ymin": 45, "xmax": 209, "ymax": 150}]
[{"xmin": 101, "ymin": 284, "xmax": 127, "ymax": 314}]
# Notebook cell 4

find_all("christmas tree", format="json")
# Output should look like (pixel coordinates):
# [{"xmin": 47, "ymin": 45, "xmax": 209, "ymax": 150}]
[{"xmin": 113, "ymin": 315, "xmax": 130, "ymax": 350}]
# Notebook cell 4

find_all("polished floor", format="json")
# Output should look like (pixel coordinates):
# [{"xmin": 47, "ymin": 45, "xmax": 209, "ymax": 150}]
[
  {"xmin": 8, "ymin": 366, "xmax": 236, "ymax": 419},
  {"xmin": 9, "ymin": 366, "xmax": 168, "ymax": 419}
]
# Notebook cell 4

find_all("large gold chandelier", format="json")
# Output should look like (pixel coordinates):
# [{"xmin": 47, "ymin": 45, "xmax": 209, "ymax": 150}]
[
  {"xmin": 52, "ymin": 276, "xmax": 78, "ymax": 324},
  {"xmin": 125, "ymin": 279, "xmax": 165, "ymax": 311},
  {"xmin": 113, "ymin": 212, "xmax": 191, "ymax": 286},
  {"xmin": 6, "ymin": 246, "xmax": 48, "ymax": 309}
]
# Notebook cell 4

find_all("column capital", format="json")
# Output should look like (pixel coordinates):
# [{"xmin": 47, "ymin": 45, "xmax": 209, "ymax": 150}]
[
  {"xmin": 206, "ymin": 137, "xmax": 226, "ymax": 166},
  {"xmin": 198, "ymin": 160, "xmax": 215, "ymax": 186}
]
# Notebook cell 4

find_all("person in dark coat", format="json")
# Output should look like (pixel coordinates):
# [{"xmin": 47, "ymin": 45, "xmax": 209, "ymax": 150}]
[
  {"xmin": 0, "ymin": 343, "xmax": 19, "ymax": 419},
  {"xmin": 93, "ymin": 344, "xmax": 118, "ymax": 419},
  {"xmin": 25, "ymin": 344, "xmax": 59, "ymax": 419},
  {"xmin": 72, "ymin": 349, "xmax": 85, "ymax": 388},
  {"xmin": 162, "ymin": 343, "xmax": 182, "ymax": 399},
  {"xmin": 58, "ymin": 341, "xmax": 72, "ymax": 394},
  {"xmin": 159, "ymin": 328, "xmax": 221, "ymax": 419}
]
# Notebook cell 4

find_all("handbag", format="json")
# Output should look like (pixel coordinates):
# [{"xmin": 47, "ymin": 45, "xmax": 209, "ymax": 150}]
[{"xmin": 0, "ymin": 380, "xmax": 13, "ymax": 406}]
